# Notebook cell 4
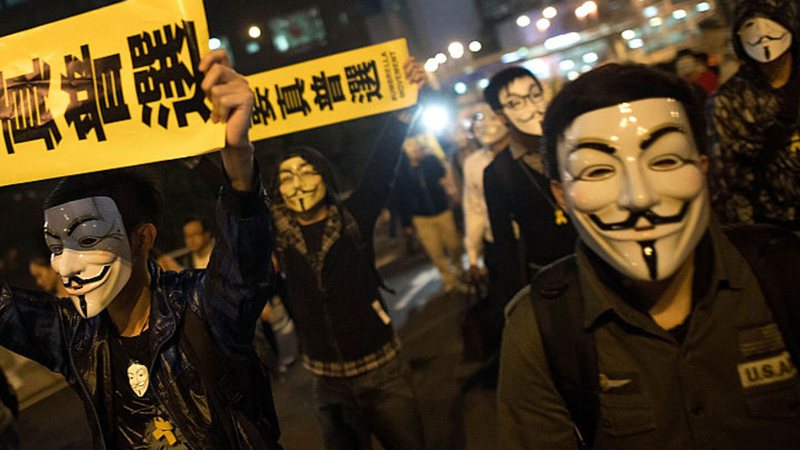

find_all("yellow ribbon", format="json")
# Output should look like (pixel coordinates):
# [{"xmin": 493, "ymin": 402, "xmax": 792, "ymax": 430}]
[
  {"xmin": 790, "ymin": 132, "xmax": 800, "ymax": 154},
  {"xmin": 555, "ymin": 209, "xmax": 569, "ymax": 226},
  {"xmin": 152, "ymin": 417, "xmax": 178, "ymax": 446}
]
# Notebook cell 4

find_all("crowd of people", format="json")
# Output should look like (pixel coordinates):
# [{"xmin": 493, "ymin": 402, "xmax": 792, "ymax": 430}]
[{"xmin": 0, "ymin": 0, "xmax": 799, "ymax": 448}]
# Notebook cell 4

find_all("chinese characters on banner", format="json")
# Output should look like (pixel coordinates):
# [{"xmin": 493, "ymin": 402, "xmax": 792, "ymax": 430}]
[
  {"xmin": 0, "ymin": 0, "xmax": 417, "ymax": 187},
  {"xmin": 247, "ymin": 38, "xmax": 416, "ymax": 142},
  {"xmin": 0, "ymin": 0, "xmax": 223, "ymax": 187}
]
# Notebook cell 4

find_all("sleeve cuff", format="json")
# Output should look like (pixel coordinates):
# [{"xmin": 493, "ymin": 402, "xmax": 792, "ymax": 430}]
[{"xmin": 219, "ymin": 162, "xmax": 267, "ymax": 218}]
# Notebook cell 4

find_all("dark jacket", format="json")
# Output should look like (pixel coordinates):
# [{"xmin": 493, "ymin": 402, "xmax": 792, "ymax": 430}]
[
  {"xmin": 708, "ymin": 0, "xmax": 800, "ymax": 229},
  {"xmin": 272, "ymin": 113, "xmax": 409, "ymax": 374},
  {"xmin": 483, "ymin": 144, "xmax": 577, "ymax": 300},
  {"xmin": 396, "ymin": 154, "xmax": 449, "ymax": 218},
  {"xmin": 0, "ymin": 180, "xmax": 277, "ymax": 449}
]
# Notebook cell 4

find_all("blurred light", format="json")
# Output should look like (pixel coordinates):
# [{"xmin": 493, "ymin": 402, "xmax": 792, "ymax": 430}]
[
  {"xmin": 516, "ymin": 15, "xmax": 531, "ymax": 27},
  {"xmin": 696, "ymin": 2, "xmax": 711, "ymax": 12},
  {"xmin": 448, "ymin": 41, "xmax": 465, "ymax": 59},
  {"xmin": 567, "ymin": 71, "xmax": 580, "ymax": 81},
  {"xmin": 576, "ymin": 1, "xmax": 597, "ymax": 18},
  {"xmin": 583, "ymin": 1, "xmax": 598, "ymax": 14},
  {"xmin": 454, "ymin": 82, "xmax": 468, "ymax": 95},
  {"xmin": 424, "ymin": 58, "xmax": 439, "ymax": 72},
  {"xmin": 501, "ymin": 52, "xmax": 522, "ymax": 64},
  {"xmin": 628, "ymin": 38, "xmax": 644, "ymax": 49},
  {"xmin": 542, "ymin": 6, "xmax": 558, "ymax": 19},
  {"xmin": 248, "ymin": 25, "xmax": 262, "ymax": 39},
  {"xmin": 469, "ymin": 40, "xmax": 482, "ymax": 52},
  {"xmin": 649, "ymin": 17, "xmax": 663, "ymax": 27},
  {"xmin": 245, "ymin": 41, "xmax": 261, "ymax": 54},
  {"xmin": 544, "ymin": 32, "xmax": 581, "ymax": 50},
  {"xmin": 536, "ymin": 18, "xmax": 551, "ymax": 32},
  {"xmin": 621, "ymin": 29, "xmax": 636, "ymax": 40},
  {"xmin": 575, "ymin": 5, "xmax": 589, "ymax": 18},
  {"xmin": 209, "ymin": 37, "xmax": 222, "ymax": 50},
  {"xmin": 478, "ymin": 78, "xmax": 490, "ymax": 89},
  {"xmin": 672, "ymin": 9, "xmax": 687, "ymax": 19},
  {"xmin": 273, "ymin": 35, "xmax": 290, "ymax": 52},
  {"xmin": 582, "ymin": 52, "xmax": 599, "ymax": 63},
  {"xmin": 522, "ymin": 58, "xmax": 551, "ymax": 79},
  {"xmin": 422, "ymin": 105, "xmax": 450, "ymax": 132},
  {"xmin": 643, "ymin": 6, "xmax": 658, "ymax": 18},
  {"xmin": 435, "ymin": 53, "xmax": 447, "ymax": 64},
  {"xmin": 559, "ymin": 59, "xmax": 576, "ymax": 71},
  {"xmin": 581, "ymin": 65, "xmax": 593, "ymax": 73}
]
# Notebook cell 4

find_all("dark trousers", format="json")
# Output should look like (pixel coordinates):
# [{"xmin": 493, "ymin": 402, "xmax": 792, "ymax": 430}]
[{"xmin": 312, "ymin": 356, "xmax": 426, "ymax": 450}]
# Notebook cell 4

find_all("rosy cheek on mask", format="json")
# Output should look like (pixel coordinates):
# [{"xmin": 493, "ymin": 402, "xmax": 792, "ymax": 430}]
[{"xmin": 567, "ymin": 180, "xmax": 621, "ymax": 213}]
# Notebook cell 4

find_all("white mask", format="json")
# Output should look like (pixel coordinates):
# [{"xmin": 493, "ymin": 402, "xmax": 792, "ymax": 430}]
[
  {"xmin": 556, "ymin": 98, "xmax": 710, "ymax": 281},
  {"xmin": 44, "ymin": 197, "xmax": 133, "ymax": 318},
  {"xmin": 127, "ymin": 362, "xmax": 149, "ymax": 397},
  {"xmin": 499, "ymin": 76, "xmax": 546, "ymax": 136},
  {"xmin": 278, "ymin": 156, "xmax": 327, "ymax": 213},
  {"xmin": 738, "ymin": 17, "xmax": 793, "ymax": 63},
  {"xmin": 471, "ymin": 107, "xmax": 509, "ymax": 147}
]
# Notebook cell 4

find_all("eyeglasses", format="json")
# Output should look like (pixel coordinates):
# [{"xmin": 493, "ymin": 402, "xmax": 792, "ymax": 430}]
[
  {"xmin": 500, "ymin": 86, "xmax": 544, "ymax": 112},
  {"xmin": 279, "ymin": 167, "xmax": 321, "ymax": 190}
]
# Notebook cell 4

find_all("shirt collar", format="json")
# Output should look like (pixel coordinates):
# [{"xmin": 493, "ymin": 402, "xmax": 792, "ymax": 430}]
[
  {"xmin": 578, "ymin": 218, "xmax": 738, "ymax": 329},
  {"xmin": 509, "ymin": 139, "xmax": 528, "ymax": 160}
]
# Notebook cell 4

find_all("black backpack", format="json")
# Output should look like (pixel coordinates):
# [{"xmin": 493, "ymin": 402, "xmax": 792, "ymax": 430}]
[{"xmin": 531, "ymin": 224, "xmax": 800, "ymax": 448}]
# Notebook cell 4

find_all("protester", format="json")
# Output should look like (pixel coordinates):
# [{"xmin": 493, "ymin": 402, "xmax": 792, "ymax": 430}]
[
  {"xmin": 178, "ymin": 216, "xmax": 215, "ymax": 269},
  {"xmin": 269, "ymin": 58, "xmax": 427, "ymax": 450},
  {"xmin": 0, "ymin": 50, "xmax": 282, "ymax": 449},
  {"xmin": 482, "ymin": 66, "xmax": 577, "ymax": 305},
  {"xmin": 398, "ymin": 136, "xmax": 466, "ymax": 293},
  {"xmin": 708, "ymin": 0, "xmax": 800, "ymax": 231},
  {"xmin": 28, "ymin": 255, "xmax": 68, "ymax": 297},
  {"xmin": 675, "ymin": 49, "xmax": 719, "ymax": 97},
  {"xmin": 498, "ymin": 63, "xmax": 800, "ymax": 449}
]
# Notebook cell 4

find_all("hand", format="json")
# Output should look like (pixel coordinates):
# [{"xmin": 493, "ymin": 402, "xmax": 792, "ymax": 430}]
[
  {"xmin": 468, "ymin": 264, "xmax": 486, "ymax": 285},
  {"xmin": 199, "ymin": 50, "xmax": 255, "ymax": 191},
  {"xmin": 396, "ymin": 57, "xmax": 427, "ymax": 123}
]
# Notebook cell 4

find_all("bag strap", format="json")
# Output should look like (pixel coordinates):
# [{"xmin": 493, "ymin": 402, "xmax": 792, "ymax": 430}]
[
  {"xmin": 529, "ymin": 256, "xmax": 598, "ymax": 449},
  {"xmin": 723, "ymin": 224, "xmax": 800, "ymax": 366}
]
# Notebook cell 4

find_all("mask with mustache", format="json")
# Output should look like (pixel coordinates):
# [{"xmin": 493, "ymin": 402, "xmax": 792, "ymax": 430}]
[
  {"xmin": 278, "ymin": 156, "xmax": 327, "ymax": 213},
  {"xmin": 44, "ymin": 197, "xmax": 133, "ymax": 318},
  {"xmin": 738, "ymin": 17, "xmax": 793, "ymax": 63}
]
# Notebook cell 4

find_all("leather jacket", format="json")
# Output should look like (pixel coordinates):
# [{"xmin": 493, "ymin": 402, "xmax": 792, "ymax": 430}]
[{"xmin": 0, "ymin": 180, "xmax": 278, "ymax": 449}]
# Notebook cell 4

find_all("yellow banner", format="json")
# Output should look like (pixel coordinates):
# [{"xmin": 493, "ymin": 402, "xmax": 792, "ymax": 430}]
[
  {"xmin": 246, "ymin": 38, "xmax": 417, "ymax": 142},
  {"xmin": 0, "ymin": 0, "xmax": 223, "ymax": 187}
]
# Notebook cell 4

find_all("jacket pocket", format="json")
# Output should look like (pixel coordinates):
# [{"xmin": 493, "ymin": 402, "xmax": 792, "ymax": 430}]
[
  {"xmin": 599, "ymin": 392, "xmax": 657, "ymax": 437},
  {"xmin": 743, "ymin": 380, "xmax": 800, "ymax": 419}
]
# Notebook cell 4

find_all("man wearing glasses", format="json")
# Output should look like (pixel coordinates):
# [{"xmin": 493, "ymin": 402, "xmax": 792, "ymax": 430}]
[{"xmin": 482, "ymin": 67, "xmax": 577, "ymax": 308}]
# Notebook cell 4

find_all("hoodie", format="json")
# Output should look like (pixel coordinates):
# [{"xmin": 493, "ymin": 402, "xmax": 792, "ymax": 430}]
[{"xmin": 708, "ymin": 0, "xmax": 800, "ymax": 229}]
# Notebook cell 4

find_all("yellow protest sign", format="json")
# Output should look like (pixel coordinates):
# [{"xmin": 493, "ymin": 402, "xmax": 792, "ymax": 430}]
[
  {"xmin": 0, "ymin": 0, "xmax": 224, "ymax": 187},
  {"xmin": 246, "ymin": 38, "xmax": 418, "ymax": 142}
]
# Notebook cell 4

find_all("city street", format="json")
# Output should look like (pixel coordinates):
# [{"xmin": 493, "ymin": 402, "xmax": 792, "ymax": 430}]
[{"xmin": 15, "ymin": 234, "xmax": 498, "ymax": 450}]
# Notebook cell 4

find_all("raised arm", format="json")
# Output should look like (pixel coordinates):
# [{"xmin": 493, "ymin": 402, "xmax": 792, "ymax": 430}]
[
  {"xmin": 345, "ymin": 58, "xmax": 427, "ymax": 229},
  {"xmin": 196, "ymin": 50, "xmax": 273, "ymax": 355}
]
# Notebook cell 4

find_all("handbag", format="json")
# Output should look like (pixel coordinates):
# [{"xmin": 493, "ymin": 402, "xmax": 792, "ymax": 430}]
[{"xmin": 461, "ymin": 282, "xmax": 497, "ymax": 362}]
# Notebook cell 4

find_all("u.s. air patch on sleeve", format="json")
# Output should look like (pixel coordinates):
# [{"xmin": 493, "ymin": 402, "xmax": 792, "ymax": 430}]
[{"xmin": 737, "ymin": 323, "xmax": 797, "ymax": 389}]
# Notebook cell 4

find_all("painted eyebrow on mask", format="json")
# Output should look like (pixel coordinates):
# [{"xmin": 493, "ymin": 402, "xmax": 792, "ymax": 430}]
[
  {"xmin": 572, "ymin": 141, "xmax": 616, "ymax": 154},
  {"xmin": 640, "ymin": 125, "xmax": 685, "ymax": 150},
  {"xmin": 67, "ymin": 217, "xmax": 99, "ymax": 236}
]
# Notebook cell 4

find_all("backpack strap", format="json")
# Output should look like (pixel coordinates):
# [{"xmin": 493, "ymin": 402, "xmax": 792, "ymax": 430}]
[
  {"xmin": 723, "ymin": 224, "xmax": 800, "ymax": 366},
  {"xmin": 529, "ymin": 256, "xmax": 598, "ymax": 449}
]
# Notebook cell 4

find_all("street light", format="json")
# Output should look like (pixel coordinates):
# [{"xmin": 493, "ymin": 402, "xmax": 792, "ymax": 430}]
[
  {"xmin": 672, "ymin": 9, "xmax": 687, "ymax": 20},
  {"xmin": 576, "ymin": 1, "xmax": 597, "ymax": 18},
  {"xmin": 469, "ymin": 41, "xmax": 482, "ymax": 52},
  {"xmin": 454, "ymin": 82, "xmax": 468, "ymax": 95},
  {"xmin": 516, "ymin": 15, "xmax": 531, "ymax": 27},
  {"xmin": 248, "ymin": 25, "xmax": 261, "ymax": 39},
  {"xmin": 648, "ymin": 17, "xmax": 663, "ymax": 27},
  {"xmin": 435, "ymin": 53, "xmax": 447, "ymax": 64},
  {"xmin": 424, "ymin": 58, "xmax": 439, "ymax": 72},
  {"xmin": 209, "ymin": 37, "xmax": 222, "ymax": 50},
  {"xmin": 543, "ymin": 6, "xmax": 558, "ymax": 19},
  {"xmin": 536, "ymin": 18, "xmax": 551, "ymax": 32},
  {"xmin": 448, "ymin": 41, "xmax": 465, "ymax": 59},
  {"xmin": 621, "ymin": 29, "xmax": 636, "ymax": 40}
]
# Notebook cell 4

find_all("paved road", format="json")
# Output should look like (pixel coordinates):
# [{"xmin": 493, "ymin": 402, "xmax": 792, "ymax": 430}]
[{"xmin": 16, "ymin": 257, "xmax": 498, "ymax": 450}]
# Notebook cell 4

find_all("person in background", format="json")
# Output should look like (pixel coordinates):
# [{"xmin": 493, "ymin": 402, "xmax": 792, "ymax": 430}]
[
  {"xmin": 28, "ymin": 255, "xmax": 68, "ymax": 297},
  {"xmin": 482, "ymin": 66, "xmax": 577, "ymax": 306},
  {"xmin": 179, "ymin": 216, "xmax": 215, "ymax": 269},
  {"xmin": 269, "ymin": 59, "xmax": 427, "ymax": 450},
  {"xmin": 708, "ymin": 0, "xmax": 800, "ymax": 232},
  {"xmin": 399, "ymin": 136, "xmax": 466, "ymax": 293}
]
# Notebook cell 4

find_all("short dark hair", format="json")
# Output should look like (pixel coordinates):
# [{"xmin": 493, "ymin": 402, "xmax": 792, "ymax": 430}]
[
  {"xmin": 182, "ymin": 216, "xmax": 212, "ymax": 233},
  {"xmin": 29, "ymin": 254, "xmax": 50, "ymax": 268},
  {"xmin": 44, "ymin": 168, "xmax": 164, "ymax": 232},
  {"xmin": 542, "ymin": 63, "xmax": 707, "ymax": 181},
  {"xmin": 483, "ymin": 66, "xmax": 542, "ymax": 111}
]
